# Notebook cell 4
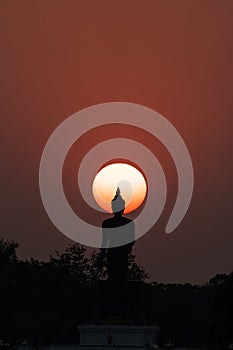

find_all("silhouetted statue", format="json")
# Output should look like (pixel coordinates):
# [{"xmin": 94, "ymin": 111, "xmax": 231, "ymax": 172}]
[{"xmin": 101, "ymin": 187, "xmax": 135, "ymax": 286}]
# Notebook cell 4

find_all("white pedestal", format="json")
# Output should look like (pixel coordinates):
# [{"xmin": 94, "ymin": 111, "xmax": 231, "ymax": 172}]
[{"xmin": 78, "ymin": 324, "xmax": 159, "ymax": 348}]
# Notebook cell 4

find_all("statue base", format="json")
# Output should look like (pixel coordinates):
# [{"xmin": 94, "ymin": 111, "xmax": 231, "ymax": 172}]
[
  {"xmin": 78, "ymin": 281, "xmax": 159, "ymax": 348},
  {"xmin": 78, "ymin": 324, "xmax": 159, "ymax": 348},
  {"xmin": 90, "ymin": 280, "xmax": 147, "ymax": 325}
]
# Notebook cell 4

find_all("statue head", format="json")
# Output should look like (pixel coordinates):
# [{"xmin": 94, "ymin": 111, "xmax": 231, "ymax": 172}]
[{"xmin": 111, "ymin": 187, "xmax": 125, "ymax": 215}]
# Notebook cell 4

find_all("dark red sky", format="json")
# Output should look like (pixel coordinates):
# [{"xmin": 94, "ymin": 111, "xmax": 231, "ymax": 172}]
[{"xmin": 1, "ymin": 0, "xmax": 233, "ymax": 283}]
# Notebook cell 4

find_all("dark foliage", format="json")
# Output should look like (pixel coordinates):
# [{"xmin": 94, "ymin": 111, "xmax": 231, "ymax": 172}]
[{"xmin": 0, "ymin": 238, "xmax": 232, "ymax": 348}]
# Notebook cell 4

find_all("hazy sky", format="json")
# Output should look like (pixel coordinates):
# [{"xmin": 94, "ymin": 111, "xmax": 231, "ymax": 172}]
[{"xmin": 1, "ymin": 0, "xmax": 233, "ymax": 283}]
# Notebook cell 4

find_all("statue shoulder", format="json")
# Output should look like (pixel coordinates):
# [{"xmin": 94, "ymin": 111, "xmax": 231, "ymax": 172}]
[
  {"xmin": 102, "ymin": 216, "xmax": 135, "ymax": 228},
  {"xmin": 122, "ymin": 217, "xmax": 134, "ymax": 226},
  {"xmin": 102, "ymin": 218, "xmax": 113, "ymax": 228}
]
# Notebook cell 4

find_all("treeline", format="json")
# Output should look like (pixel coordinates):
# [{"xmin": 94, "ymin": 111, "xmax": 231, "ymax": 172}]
[{"xmin": 0, "ymin": 238, "xmax": 232, "ymax": 348}]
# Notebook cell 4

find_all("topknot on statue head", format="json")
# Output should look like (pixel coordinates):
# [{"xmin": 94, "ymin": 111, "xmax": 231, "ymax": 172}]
[{"xmin": 111, "ymin": 187, "xmax": 125, "ymax": 214}]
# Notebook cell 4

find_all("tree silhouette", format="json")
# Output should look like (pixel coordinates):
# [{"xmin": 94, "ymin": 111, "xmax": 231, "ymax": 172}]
[
  {"xmin": 0, "ymin": 237, "xmax": 19, "ymax": 268},
  {"xmin": 209, "ymin": 273, "xmax": 233, "ymax": 348},
  {"xmin": 49, "ymin": 244, "xmax": 149, "ymax": 284},
  {"xmin": 49, "ymin": 244, "xmax": 89, "ymax": 284},
  {"xmin": 0, "ymin": 237, "xmax": 232, "ymax": 347}
]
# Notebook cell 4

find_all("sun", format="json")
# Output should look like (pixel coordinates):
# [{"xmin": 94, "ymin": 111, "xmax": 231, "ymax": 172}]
[{"xmin": 92, "ymin": 163, "xmax": 147, "ymax": 214}]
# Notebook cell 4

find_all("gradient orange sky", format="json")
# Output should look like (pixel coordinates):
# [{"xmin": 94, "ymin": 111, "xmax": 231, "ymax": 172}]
[{"xmin": 0, "ymin": 0, "xmax": 233, "ymax": 283}]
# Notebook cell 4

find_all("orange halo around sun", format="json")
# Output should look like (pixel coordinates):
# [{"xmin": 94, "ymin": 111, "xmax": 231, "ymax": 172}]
[{"xmin": 92, "ymin": 163, "xmax": 147, "ymax": 214}]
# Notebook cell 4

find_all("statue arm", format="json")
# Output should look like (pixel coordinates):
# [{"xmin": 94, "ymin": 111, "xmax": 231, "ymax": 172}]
[{"xmin": 101, "ymin": 223, "xmax": 109, "ymax": 249}]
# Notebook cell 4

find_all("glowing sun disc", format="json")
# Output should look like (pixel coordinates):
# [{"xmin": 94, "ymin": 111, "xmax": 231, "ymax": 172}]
[{"xmin": 92, "ymin": 163, "xmax": 147, "ymax": 213}]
